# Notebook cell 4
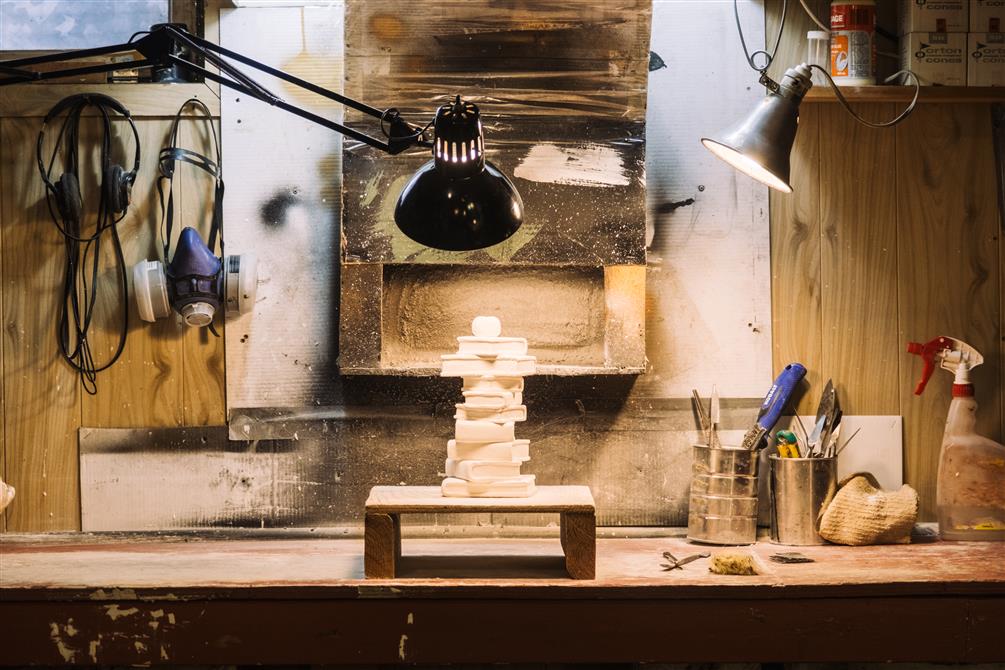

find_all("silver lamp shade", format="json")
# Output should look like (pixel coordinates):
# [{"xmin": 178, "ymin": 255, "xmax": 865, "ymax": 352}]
[{"xmin": 701, "ymin": 64, "xmax": 813, "ymax": 194}]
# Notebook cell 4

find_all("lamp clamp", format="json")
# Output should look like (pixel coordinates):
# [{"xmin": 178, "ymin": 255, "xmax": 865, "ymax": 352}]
[{"xmin": 757, "ymin": 72, "xmax": 781, "ymax": 95}]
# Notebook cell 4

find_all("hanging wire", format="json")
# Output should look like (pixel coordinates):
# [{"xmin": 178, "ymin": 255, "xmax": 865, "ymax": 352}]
[
  {"xmin": 732, "ymin": 0, "xmax": 920, "ymax": 128},
  {"xmin": 798, "ymin": 0, "xmax": 830, "ymax": 32},
  {"xmin": 734, "ymin": 0, "xmax": 787, "ymax": 73}
]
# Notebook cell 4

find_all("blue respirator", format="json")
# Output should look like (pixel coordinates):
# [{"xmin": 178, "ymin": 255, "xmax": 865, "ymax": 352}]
[
  {"xmin": 131, "ymin": 98, "xmax": 257, "ymax": 328},
  {"xmin": 133, "ymin": 227, "xmax": 257, "ymax": 327}
]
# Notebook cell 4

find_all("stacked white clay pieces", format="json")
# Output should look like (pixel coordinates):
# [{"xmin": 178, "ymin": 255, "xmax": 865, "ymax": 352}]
[{"xmin": 440, "ymin": 316, "xmax": 537, "ymax": 497}]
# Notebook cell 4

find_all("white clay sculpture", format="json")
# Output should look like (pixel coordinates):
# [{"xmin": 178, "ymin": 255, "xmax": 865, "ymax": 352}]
[{"xmin": 441, "ymin": 316, "xmax": 537, "ymax": 497}]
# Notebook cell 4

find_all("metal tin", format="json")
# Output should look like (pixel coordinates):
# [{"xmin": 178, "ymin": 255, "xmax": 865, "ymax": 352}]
[
  {"xmin": 688, "ymin": 444, "xmax": 759, "ymax": 545},
  {"xmin": 769, "ymin": 455, "xmax": 838, "ymax": 545}
]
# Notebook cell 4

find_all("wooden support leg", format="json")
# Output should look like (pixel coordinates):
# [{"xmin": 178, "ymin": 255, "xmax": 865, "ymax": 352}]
[
  {"xmin": 364, "ymin": 512, "xmax": 397, "ymax": 578},
  {"xmin": 392, "ymin": 513, "xmax": 402, "ymax": 561},
  {"xmin": 560, "ymin": 511, "xmax": 596, "ymax": 579}
]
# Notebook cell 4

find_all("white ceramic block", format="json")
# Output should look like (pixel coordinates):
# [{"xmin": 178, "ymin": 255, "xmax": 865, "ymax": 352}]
[
  {"xmin": 456, "ymin": 336, "xmax": 528, "ymax": 357},
  {"xmin": 445, "ymin": 458, "xmax": 524, "ymax": 481},
  {"xmin": 455, "ymin": 420, "xmax": 515, "ymax": 443},
  {"xmin": 461, "ymin": 389, "xmax": 522, "ymax": 409},
  {"xmin": 462, "ymin": 376, "xmax": 524, "ymax": 393},
  {"xmin": 448, "ymin": 439, "xmax": 530, "ymax": 462},
  {"xmin": 441, "ymin": 475, "xmax": 537, "ymax": 498},
  {"xmin": 441, "ymin": 354, "xmax": 536, "ymax": 378},
  {"xmin": 455, "ymin": 404, "xmax": 527, "ymax": 423}
]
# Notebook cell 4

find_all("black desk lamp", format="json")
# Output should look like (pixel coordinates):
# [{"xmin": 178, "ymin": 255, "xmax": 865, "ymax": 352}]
[{"xmin": 0, "ymin": 23, "xmax": 524, "ymax": 251}]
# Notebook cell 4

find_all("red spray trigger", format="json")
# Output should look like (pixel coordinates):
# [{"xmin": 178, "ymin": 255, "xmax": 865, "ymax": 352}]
[{"xmin": 907, "ymin": 337, "xmax": 953, "ymax": 395}]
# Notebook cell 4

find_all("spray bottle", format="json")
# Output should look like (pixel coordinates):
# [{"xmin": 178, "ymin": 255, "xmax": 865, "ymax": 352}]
[{"xmin": 908, "ymin": 336, "xmax": 1005, "ymax": 541}]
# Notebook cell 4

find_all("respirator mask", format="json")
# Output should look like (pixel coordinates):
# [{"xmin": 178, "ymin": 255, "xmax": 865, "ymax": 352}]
[{"xmin": 132, "ymin": 98, "xmax": 257, "ymax": 328}]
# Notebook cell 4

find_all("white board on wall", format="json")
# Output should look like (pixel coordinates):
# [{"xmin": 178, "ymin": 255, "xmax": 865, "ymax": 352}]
[
  {"xmin": 221, "ymin": 6, "xmax": 345, "ymax": 410},
  {"xmin": 641, "ymin": 0, "xmax": 773, "ymax": 398}
]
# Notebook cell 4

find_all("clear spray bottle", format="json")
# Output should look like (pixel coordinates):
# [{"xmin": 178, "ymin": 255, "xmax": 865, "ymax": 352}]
[{"xmin": 908, "ymin": 337, "xmax": 1005, "ymax": 541}]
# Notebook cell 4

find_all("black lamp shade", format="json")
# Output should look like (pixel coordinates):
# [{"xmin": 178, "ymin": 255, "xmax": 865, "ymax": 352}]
[
  {"xmin": 394, "ymin": 97, "xmax": 524, "ymax": 251},
  {"xmin": 700, "ymin": 64, "xmax": 813, "ymax": 194},
  {"xmin": 395, "ymin": 160, "xmax": 523, "ymax": 251}
]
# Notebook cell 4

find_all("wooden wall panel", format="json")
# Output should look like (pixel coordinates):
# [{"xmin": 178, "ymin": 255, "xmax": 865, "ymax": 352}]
[
  {"xmin": 896, "ymin": 105, "xmax": 1001, "ymax": 520},
  {"xmin": 1, "ymin": 118, "xmax": 83, "ymax": 531},
  {"xmin": 818, "ymin": 104, "xmax": 901, "ymax": 416},
  {"xmin": 177, "ymin": 118, "xmax": 226, "ymax": 425},
  {"xmin": 1, "ymin": 110, "xmax": 226, "ymax": 532},
  {"xmin": 341, "ymin": 0, "xmax": 651, "ymax": 266},
  {"xmin": 770, "ymin": 107, "xmax": 822, "ymax": 415},
  {"xmin": 79, "ymin": 119, "xmax": 186, "ymax": 428},
  {"xmin": 0, "ymin": 119, "xmax": 5, "ymax": 533},
  {"xmin": 768, "ymin": 5, "xmax": 1003, "ymax": 520}
]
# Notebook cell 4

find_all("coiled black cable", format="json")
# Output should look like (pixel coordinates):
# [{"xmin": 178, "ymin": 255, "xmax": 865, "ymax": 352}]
[{"xmin": 39, "ymin": 98, "xmax": 133, "ymax": 395}]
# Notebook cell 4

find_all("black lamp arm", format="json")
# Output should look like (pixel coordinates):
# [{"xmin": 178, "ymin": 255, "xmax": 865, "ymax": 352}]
[{"xmin": 0, "ymin": 24, "xmax": 429, "ymax": 155}]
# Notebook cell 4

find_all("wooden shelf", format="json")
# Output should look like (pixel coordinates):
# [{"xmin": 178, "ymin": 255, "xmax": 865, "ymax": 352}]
[
  {"xmin": 804, "ymin": 85, "xmax": 1005, "ymax": 104},
  {"xmin": 3, "ymin": 532, "xmax": 1004, "ymax": 664},
  {"xmin": 0, "ymin": 83, "xmax": 220, "ymax": 118}
]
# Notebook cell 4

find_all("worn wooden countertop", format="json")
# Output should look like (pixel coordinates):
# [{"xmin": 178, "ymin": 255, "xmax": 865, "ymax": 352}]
[{"xmin": 2, "ymin": 530, "xmax": 1004, "ymax": 664}]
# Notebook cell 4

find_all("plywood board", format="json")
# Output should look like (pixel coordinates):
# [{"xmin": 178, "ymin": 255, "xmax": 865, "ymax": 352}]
[
  {"xmin": 177, "ymin": 116, "xmax": 226, "ymax": 425},
  {"xmin": 638, "ymin": 0, "xmax": 772, "ymax": 398},
  {"xmin": 79, "ymin": 427, "xmax": 276, "ymax": 530},
  {"xmin": 896, "ymin": 105, "xmax": 1002, "ymax": 520},
  {"xmin": 770, "ymin": 106, "xmax": 822, "ymax": 415},
  {"xmin": 79, "ymin": 118, "xmax": 186, "ymax": 428},
  {"xmin": 220, "ymin": 6, "xmax": 345, "ymax": 409},
  {"xmin": 341, "ymin": 0, "xmax": 650, "ymax": 266},
  {"xmin": 0, "ymin": 118, "xmax": 5, "ymax": 533},
  {"xmin": 1, "ymin": 118, "xmax": 81, "ymax": 531},
  {"xmin": 340, "ymin": 264, "xmax": 645, "ymax": 375},
  {"xmin": 818, "ymin": 104, "xmax": 901, "ymax": 415},
  {"xmin": 80, "ymin": 398, "xmax": 764, "ymax": 530},
  {"xmin": 0, "ymin": 84, "xmax": 220, "ymax": 118}
]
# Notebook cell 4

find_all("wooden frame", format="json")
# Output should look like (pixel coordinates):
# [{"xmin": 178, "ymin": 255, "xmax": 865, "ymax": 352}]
[{"xmin": 339, "ymin": 264, "xmax": 646, "ymax": 375}]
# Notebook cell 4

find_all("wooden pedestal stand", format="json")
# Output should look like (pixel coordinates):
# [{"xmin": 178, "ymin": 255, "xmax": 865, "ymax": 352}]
[{"xmin": 364, "ymin": 485, "xmax": 596, "ymax": 579}]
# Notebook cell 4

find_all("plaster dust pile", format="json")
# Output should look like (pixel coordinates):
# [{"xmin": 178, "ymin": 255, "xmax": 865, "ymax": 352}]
[{"xmin": 440, "ymin": 316, "xmax": 537, "ymax": 497}]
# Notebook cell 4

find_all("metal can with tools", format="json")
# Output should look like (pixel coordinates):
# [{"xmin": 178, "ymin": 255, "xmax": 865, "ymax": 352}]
[
  {"xmin": 687, "ymin": 444, "xmax": 759, "ymax": 545},
  {"xmin": 769, "ymin": 455, "xmax": 838, "ymax": 545}
]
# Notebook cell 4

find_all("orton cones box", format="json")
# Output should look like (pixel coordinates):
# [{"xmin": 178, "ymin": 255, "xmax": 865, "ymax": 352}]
[
  {"xmin": 900, "ymin": 32, "xmax": 967, "ymax": 85},
  {"xmin": 899, "ymin": 0, "xmax": 968, "ymax": 34},
  {"xmin": 971, "ymin": 0, "xmax": 1005, "ymax": 32},
  {"xmin": 969, "ymin": 33, "xmax": 1005, "ymax": 86}
]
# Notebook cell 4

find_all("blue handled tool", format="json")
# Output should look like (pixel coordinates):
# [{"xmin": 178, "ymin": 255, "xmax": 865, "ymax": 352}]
[{"xmin": 740, "ymin": 363, "xmax": 807, "ymax": 450}]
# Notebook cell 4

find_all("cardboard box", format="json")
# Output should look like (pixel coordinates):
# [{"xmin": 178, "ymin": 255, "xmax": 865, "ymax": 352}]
[
  {"xmin": 971, "ymin": 0, "xmax": 1005, "ymax": 32},
  {"xmin": 900, "ymin": 32, "xmax": 967, "ymax": 85},
  {"xmin": 899, "ymin": 0, "xmax": 968, "ymax": 34},
  {"xmin": 969, "ymin": 32, "xmax": 1005, "ymax": 86}
]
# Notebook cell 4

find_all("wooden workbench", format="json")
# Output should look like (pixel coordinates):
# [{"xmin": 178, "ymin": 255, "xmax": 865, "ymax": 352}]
[{"xmin": 2, "ymin": 531, "xmax": 1003, "ymax": 665}]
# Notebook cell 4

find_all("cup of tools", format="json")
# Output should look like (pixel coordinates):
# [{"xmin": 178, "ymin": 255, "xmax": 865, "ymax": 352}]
[
  {"xmin": 768, "ymin": 455, "xmax": 838, "ymax": 545},
  {"xmin": 687, "ymin": 443, "xmax": 759, "ymax": 545}
]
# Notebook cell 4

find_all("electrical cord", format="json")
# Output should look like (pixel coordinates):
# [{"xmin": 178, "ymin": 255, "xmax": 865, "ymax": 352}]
[
  {"xmin": 41, "ymin": 102, "xmax": 130, "ymax": 395},
  {"xmin": 733, "ymin": 0, "xmax": 919, "ymax": 127},
  {"xmin": 379, "ymin": 107, "xmax": 434, "ymax": 146},
  {"xmin": 810, "ymin": 64, "xmax": 920, "ymax": 127}
]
